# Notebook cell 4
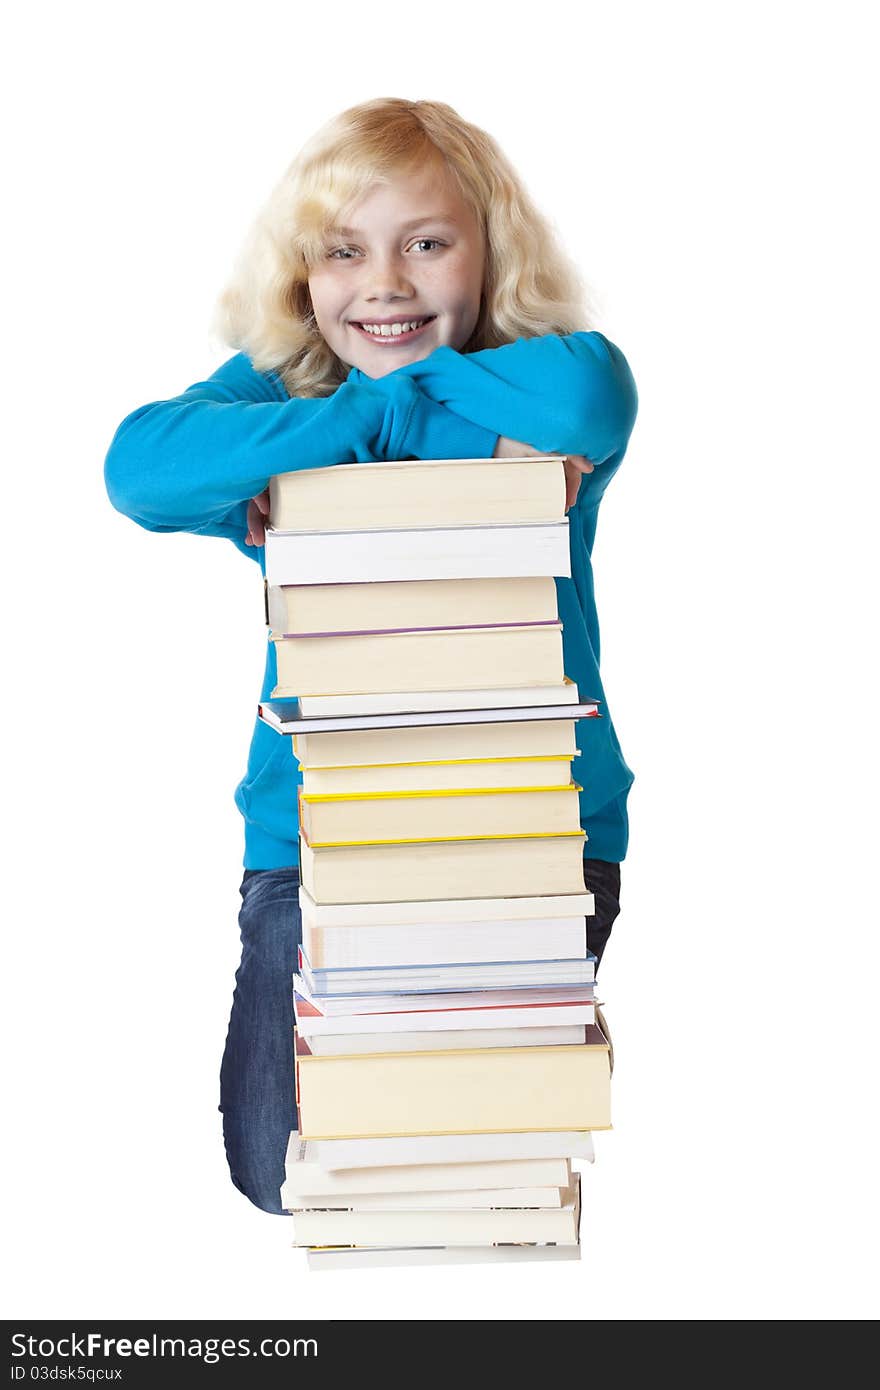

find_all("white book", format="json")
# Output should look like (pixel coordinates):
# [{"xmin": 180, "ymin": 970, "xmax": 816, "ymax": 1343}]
[
  {"xmin": 303, "ymin": 918, "xmax": 588, "ymax": 970},
  {"xmin": 298, "ymin": 948, "xmax": 595, "ymax": 998},
  {"xmin": 293, "ymin": 973, "xmax": 596, "ymax": 1018},
  {"xmin": 293, "ymin": 990, "xmax": 596, "ymax": 1036},
  {"xmin": 298, "ymin": 887, "xmax": 594, "ymax": 928},
  {"xmin": 305, "ymin": 1244, "xmax": 582, "ymax": 1271},
  {"xmin": 302, "ymin": 1130, "xmax": 596, "ymax": 1172},
  {"xmin": 302, "ymin": 1025, "xmax": 588, "ymax": 1055},
  {"xmin": 282, "ymin": 1132, "xmax": 572, "ymax": 1194},
  {"xmin": 295, "ymin": 681, "xmax": 582, "ymax": 720},
  {"xmin": 291, "ymin": 1181, "xmax": 581, "ymax": 1247},
  {"xmin": 288, "ymin": 1185, "xmax": 565, "ymax": 1211},
  {"xmin": 264, "ymin": 520, "xmax": 571, "ymax": 586}
]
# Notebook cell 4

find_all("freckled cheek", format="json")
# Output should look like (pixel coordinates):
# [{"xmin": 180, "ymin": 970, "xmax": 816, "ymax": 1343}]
[{"xmin": 420, "ymin": 262, "xmax": 481, "ymax": 313}]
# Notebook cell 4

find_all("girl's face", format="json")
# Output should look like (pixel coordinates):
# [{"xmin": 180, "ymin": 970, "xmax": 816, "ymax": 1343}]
[{"xmin": 307, "ymin": 161, "xmax": 485, "ymax": 376}]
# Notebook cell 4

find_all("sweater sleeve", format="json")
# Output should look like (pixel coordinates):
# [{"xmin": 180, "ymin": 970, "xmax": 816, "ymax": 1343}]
[
  {"xmin": 103, "ymin": 351, "xmax": 496, "ymax": 550},
  {"xmin": 347, "ymin": 331, "xmax": 638, "ymax": 466}
]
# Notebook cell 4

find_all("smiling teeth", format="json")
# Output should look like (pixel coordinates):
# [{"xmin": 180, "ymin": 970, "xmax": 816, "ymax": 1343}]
[{"xmin": 359, "ymin": 319, "xmax": 429, "ymax": 336}]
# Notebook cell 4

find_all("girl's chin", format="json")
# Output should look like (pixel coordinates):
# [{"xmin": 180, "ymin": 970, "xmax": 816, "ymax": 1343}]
[{"xmin": 349, "ymin": 342, "xmax": 440, "ymax": 376}]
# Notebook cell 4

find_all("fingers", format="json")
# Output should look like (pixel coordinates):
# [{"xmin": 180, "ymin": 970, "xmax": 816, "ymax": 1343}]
[{"xmin": 246, "ymin": 495, "xmax": 267, "ymax": 547}]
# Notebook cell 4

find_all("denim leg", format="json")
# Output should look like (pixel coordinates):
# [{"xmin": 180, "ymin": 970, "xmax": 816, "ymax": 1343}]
[
  {"xmin": 218, "ymin": 867, "xmax": 302, "ymax": 1215},
  {"xmin": 583, "ymin": 859, "xmax": 621, "ymax": 973}
]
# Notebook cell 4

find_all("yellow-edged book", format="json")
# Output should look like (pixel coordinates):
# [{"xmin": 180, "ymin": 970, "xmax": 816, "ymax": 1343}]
[
  {"xmin": 300, "ymin": 755, "xmax": 576, "ymax": 797},
  {"xmin": 291, "ymin": 717, "xmax": 580, "ymax": 769},
  {"xmin": 298, "ymin": 783, "xmax": 583, "ymax": 846},
  {"xmin": 299, "ymin": 832, "xmax": 587, "ymax": 903}
]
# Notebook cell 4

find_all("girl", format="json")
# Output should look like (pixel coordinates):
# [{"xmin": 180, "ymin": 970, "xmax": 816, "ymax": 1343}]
[{"xmin": 104, "ymin": 98, "xmax": 638, "ymax": 1215}]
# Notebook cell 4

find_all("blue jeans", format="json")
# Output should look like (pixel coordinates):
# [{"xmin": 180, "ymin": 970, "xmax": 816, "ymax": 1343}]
[
  {"xmin": 218, "ymin": 859, "xmax": 621, "ymax": 1215},
  {"xmin": 219, "ymin": 866, "xmax": 303, "ymax": 1215}
]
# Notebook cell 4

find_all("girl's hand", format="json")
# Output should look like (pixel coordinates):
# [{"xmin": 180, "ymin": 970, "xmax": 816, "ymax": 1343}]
[
  {"xmin": 493, "ymin": 435, "xmax": 594, "ymax": 512},
  {"xmin": 245, "ymin": 487, "xmax": 270, "ymax": 546}
]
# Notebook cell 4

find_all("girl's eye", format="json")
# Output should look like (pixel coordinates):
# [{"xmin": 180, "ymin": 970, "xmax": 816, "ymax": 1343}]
[{"xmin": 326, "ymin": 239, "xmax": 444, "ymax": 260}]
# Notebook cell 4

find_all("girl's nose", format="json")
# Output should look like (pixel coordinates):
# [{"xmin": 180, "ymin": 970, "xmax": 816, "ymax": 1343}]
[{"xmin": 365, "ymin": 254, "xmax": 415, "ymax": 301}]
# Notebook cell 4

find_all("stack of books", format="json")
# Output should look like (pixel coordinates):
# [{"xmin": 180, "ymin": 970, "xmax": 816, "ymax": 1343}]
[{"xmin": 259, "ymin": 455, "xmax": 612, "ymax": 1268}]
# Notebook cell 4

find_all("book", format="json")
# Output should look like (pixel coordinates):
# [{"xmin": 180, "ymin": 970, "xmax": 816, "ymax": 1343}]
[
  {"xmin": 305, "ymin": 1244, "xmax": 582, "ymax": 1270},
  {"xmin": 302, "ymin": 1130, "xmax": 596, "ymax": 1171},
  {"xmin": 297, "ymin": 946, "xmax": 596, "ymax": 997},
  {"xmin": 268, "ymin": 455, "xmax": 566, "ymax": 532},
  {"xmin": 300, "ymin": 755, "xmax": 578, "ymax": 797},
  {"xmin": 293, "ymin": 977, "xmax": 597, "ymax": 1019},
  {"xmin": 270, "ymin": 622, "xmax": 564, "ymax": 699},
  {"xmin": 264, "ymin": 520, "xmax": 572, "ymax": 586},
  {"xmin": 293, "ymin": 719, "xmax": 580, "ymax": 769},
  {"xmin": 299, "ymin": 832, "xmax": 587, "ymax": 904},
  {"xmin": 294, "ymin": 1030, "xmax": 611, "ymax": 1139},
  {"xmin": 298, "ymin": 887, "xmax": 595, "ymax": 927},
  {"xmin": 267, "ymin": 575, "xmax": 558, "ymax": 637},
  {"xmin": 289, "ymin": 1185, "xmax": 566, "ymax": 1211},
  {"xmin": 294, "ymin": 681, "xmax": 584, "ymax": 720},
  {"xmin": 282, "ymin": 1131, "xmax": 573, "ymax": 1194},
  {"xmin": 291, "ymin": 995, "xmax": 595, "ymax": 1039},
  {"xmin": 301, "ymin": 910, "xmax": 589, "ymax": 970},
  {"xmin": 303, "ymin": 1025, "xmax": 589, "ymax": 1054},
  {"xmin": 291, "ymin": 1178, "xmax": 581, "ymax": 1246},
  {"xmin": 298, "ymin": 783, "xmax": 583, "ymax": 848}
]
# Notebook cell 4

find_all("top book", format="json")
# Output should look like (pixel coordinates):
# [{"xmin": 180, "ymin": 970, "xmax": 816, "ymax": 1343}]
[{"xmin": 269, "ymin": 456, "xmax": 566, "ymax": 533}]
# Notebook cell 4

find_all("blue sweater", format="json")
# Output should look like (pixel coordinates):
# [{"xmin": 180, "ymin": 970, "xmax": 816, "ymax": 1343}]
[{"xmin": 104, "ymin": 332, "xmax": 638, "ymax": 868}]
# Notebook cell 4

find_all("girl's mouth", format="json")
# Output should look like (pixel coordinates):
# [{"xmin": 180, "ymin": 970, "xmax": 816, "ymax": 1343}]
[{"xmin": 350, "ymin": 315, "xmax": 436, "ymax": 345}]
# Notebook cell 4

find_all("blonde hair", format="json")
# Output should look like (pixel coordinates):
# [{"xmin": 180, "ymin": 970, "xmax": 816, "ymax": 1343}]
[{"xmin": 214, "ymin": 98, "xmax": 595, "ymax": 398}]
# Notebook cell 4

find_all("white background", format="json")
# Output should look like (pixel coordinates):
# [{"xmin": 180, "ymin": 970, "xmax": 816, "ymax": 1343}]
[{"xmin": 3, "ymin": 0, "xmax": 877, "ymax": 1322}]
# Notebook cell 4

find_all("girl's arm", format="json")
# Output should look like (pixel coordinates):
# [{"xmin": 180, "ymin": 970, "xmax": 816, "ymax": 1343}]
[
  {"xmin": 348, "ymin": 331, "xmax": 638, "ymax": 467},
  {"xmin": 104, "ymin": 352, "xmax": 497, "ymax": 554}
]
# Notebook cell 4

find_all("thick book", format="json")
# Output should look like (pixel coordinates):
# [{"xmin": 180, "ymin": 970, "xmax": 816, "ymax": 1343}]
[
  {"xmin": 303, "ymin": 1025, "xmax": 589, "ymax": 1054},
  {"xmin": 291, "ymin": 1179, "xmax": 581, "ymax": 1246},
  {"xmin": 300, "ymin": 755, "xmax": 577, "ymax": 797},
  {"xmin": 270, "ymin": 622, "xmax": 564, "ymax": 699},
  {"xmin": 267, "ymin": 574, "xmax": 558, "ymax": 637},
  {"xmin": 299, "ymin": 833, "xmax": 588, "ymax": 904},
  {"xmin": 305, "ymin": 1244, "xmax": 582, "ymax": 1271},
  {"xmin": 297, "ymin": 945, "xmax": 596, "ymax": 997},
  {"xmin": 260, "ymin": 685, "xmax": 590, "ymax": 729},
  {"xmin": 269, "ymin": 455, "xmax": 567, "ymax": 532},
  {"xmin": 292, "ymin": 718, "xmax": 580, "ymax": 769},
  {"xmin": 264, "ymin": 519, "xmax": 572, "ymax": 586},
  {"xmin": 294, "ymin": 1030, "xmax": 611, "ymax": 1139},
  {"xmin": 298, "ymin": 782, "xmax": 583, "ymax": 848},
  {"xmin": 282, "ymin": 1131, "xmax": 572, "ymax": 1197},
  {"xmin": 302, "ymin": 1130, "xmax": 596, "ymax": 1171},
  {"xmin": 301, "ymin": 908, "xmax": 590, "ymax": 970}
]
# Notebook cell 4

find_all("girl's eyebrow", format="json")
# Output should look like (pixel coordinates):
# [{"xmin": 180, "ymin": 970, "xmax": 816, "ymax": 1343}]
[{"xmin": 328, "ymin": 214, "xmax": 458, "ymax": 236}]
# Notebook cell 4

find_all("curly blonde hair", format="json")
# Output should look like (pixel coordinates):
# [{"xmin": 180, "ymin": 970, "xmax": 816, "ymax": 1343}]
[{"xmin": 214, "ymin": 98, "xmax": 595, "ymax": 398}]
